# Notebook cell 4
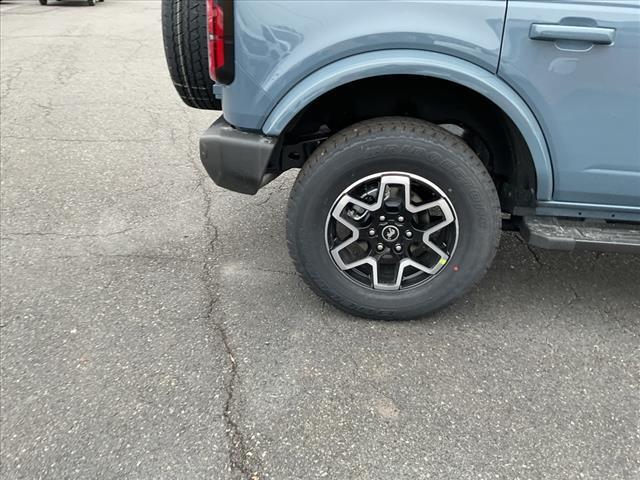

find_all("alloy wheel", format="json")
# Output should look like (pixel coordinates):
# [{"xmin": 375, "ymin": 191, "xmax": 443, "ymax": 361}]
[{"xmin": 325, "ymin": 172, "xmax": 458, "ymax": 291}]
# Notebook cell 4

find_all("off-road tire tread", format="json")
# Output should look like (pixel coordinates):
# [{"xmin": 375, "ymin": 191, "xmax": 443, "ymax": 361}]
[
  {"xmin": 287, "ymin": 117, "xmax": 501, "ymax": 320},
  {"xmin": 161, "ymin": 0, "xmax": 218, "ymax": 110}
]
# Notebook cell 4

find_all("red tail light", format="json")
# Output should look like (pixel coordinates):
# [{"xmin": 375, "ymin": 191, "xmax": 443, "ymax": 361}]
[
  {"xmin": 206, "ymin": 0, "xmax": 234, "ymax": 84},
  {"xmin": 206, "ymin": 0, "xmax": 223, "ymax": 79}
]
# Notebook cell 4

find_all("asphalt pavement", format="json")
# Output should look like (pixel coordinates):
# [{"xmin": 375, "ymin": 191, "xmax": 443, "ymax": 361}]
[{"xmin": 1, "ymin": 1, "xmax": 639, "ymax": 479}]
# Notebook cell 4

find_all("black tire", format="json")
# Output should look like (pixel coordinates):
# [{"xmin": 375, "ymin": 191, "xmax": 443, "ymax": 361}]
[
  {"xmin": 161, "ymin": 0, "xmax": 220, "ymax": 110},
  {"xmin": 287, "ymin": 117, "xmax": 501, "ymax": 320},
  {"xmin": 87, "ymin": 0, "xmax": 94, "ymax": 5},
  {"xmin": 39, "ymin": 0, "xmax": 47, "ymax": 5}
]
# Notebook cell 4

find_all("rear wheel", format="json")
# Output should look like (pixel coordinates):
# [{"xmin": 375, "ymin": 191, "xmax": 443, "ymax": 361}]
[
  {"xmin": 39, "ymin": 0, "xmax": 47, "ymax": 5},
  {"xmin": 161, "ymin": 0, "xmax": 220, "ymax": 110},
  {"xmin": 287, "ymin": 117, "xmax": 501, "ymax": 320},
  {"xmin": 87, "ymin": 0, "xmax": 95, "ymax": 5}
]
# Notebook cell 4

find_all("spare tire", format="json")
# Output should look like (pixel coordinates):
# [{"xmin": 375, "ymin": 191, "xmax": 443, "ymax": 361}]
[{"xmin": 161, "ymin": 0, "xmax": 221, "ymax": 110}]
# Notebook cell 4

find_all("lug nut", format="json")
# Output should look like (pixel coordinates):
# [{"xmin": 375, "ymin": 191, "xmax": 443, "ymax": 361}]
[
  {"xmin": 368, "ymin": 228, "xmax": 376, "ymax": 236},
  {"xmin": 405, "ymin": 231, "xmax": 413, "ymax": 238},
  {"xmin": 379, "ymin": 215, "xmax": 386, "ymax": 222},
  {"xmin": 376, "ymin": 243, "xmax": 384, "ymax": 252},
  {"xmin": 394, "ymin": 244, "xmax": 403, "ymax": 253},
  {"xmin": 398, "ymin": 216, "xmax": 405, "ymax": 223}
]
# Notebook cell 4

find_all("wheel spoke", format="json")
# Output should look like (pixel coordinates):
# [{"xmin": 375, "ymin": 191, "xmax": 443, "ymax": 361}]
[
  {"xmin": 372, "ymin": 260, "xmax": 399, "ymax": 290},
  {"xmin": 372, "ymin": 257, "xmax": 445, "ymax": 290},
  {"xmin": 329, "ymin": 194, "xmax": 377, "ymax": 271},
  {"xmin": 419, "ymin": 198, "xmax": 455, "ymax": 264}
]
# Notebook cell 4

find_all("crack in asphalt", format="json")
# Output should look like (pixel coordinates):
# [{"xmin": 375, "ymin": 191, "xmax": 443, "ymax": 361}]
[
  {"xmin": 50, "ymin": 253, "xmax": 200, "ymax": 263},
  {"xmin": 187, "ymin": 120, "xmax": 262, "ymax": 480},
  {"xmin": 525, "ymin": 244, "xmax": 544, "ymax": 268},
  {"xmin": 515, "ymin": 234, "xmax": 545, "ymax": 269},
  {"xmin": 1, "ymin": 135, "xmax": 158, "ymax": 144},
  {"xmin": 253, "ymin": 181, "xmax": 289, "ymax": 207},
  {"xmin": 202, "ymin": 185, "xmax": 262, "ymax": 480},
  {"xmin": 0, "ymin": 65, "xmax": 23, "ymax": 101},
  {"xmin": 567, "ymin": 282, "xmax": 580, "ymax": 305},
  {"xmin": 1, "ymin": 227, "xmax": 135, "ymax": 239}
]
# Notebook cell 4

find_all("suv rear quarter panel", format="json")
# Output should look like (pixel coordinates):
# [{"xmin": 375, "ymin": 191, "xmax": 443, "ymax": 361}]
[{"xmin": 223, "ymin": 0, "xmax": 507, "ymax": 130}]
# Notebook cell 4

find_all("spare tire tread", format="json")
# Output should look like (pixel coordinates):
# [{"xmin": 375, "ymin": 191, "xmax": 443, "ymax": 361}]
[{"xmin": 161, "ymin": 0, "xmax": 220, "ymax": 110}]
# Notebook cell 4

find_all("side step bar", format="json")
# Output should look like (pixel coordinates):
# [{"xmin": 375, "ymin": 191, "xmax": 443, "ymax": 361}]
[{"xmin": 520, "ymin": 216, "xmax": 640, "ymax": 254}]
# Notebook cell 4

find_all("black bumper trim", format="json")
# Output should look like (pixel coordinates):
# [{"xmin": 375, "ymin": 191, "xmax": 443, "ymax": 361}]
[{"xmin": 199, "ymin": 117, "xmax": 278, "ymax": 195}]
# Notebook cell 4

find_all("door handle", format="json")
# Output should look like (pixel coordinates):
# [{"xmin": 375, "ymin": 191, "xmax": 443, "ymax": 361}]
[{"xmin": 530, "ymin": 24, "xmax": 616, "ymax": 45}]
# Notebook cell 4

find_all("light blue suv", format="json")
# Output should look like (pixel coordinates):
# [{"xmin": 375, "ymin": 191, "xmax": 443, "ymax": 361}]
[{"xmin": 162, "ymin": 0, "xmax": 640, "ymax": 319}]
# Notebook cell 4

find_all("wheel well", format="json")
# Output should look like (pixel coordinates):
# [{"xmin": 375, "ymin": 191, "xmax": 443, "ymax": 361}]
[{"xmin": 273, "ymin": 74, "xmax": 537, "ymax": 212}]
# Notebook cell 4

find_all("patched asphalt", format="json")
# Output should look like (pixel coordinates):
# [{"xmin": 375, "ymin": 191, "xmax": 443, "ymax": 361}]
[{"xmin": 1, "ymin": 1, "xmax": 639, "ymax": 479}]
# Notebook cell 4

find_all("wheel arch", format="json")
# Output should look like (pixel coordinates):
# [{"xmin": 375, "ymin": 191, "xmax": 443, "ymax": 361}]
[{"xmin": 262, "ymin": 49, "xmax": 553, "ymax": 201}]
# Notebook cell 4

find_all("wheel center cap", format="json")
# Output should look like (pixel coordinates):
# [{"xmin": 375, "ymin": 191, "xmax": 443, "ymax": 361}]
[{"xmin": 381, "ymin": 225, "xmax": 400, "ymax": 242}]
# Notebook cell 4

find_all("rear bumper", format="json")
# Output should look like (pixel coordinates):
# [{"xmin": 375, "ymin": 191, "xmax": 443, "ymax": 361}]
[{"xmin": 199, "ymin": 117, "xmax": 278, "ymax": 195}]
